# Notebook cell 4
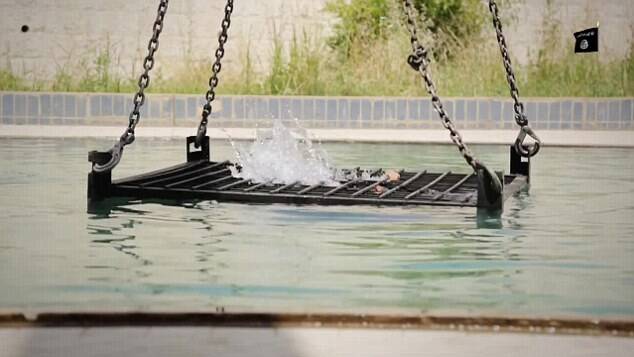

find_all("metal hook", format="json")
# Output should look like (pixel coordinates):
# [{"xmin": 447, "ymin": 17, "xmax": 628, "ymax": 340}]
[
  {"xmin": 514, "ymin": 125, "xmax": 541, "ymax": 157},
  {"xmin": 92, "ymin": 142, "xmax": 124, "ymax": 173}
]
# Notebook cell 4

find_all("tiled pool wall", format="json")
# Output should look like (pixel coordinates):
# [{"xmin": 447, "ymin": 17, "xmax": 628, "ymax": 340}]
[{"xmin": 1, "ymin": 92, "xmax": 632, "ymax": 130}]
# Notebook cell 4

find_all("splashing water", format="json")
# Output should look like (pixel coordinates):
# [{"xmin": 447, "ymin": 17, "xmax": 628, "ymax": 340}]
[{"xmin": 228, "ymin": 120, "xmax": 384, "ymax": 186}]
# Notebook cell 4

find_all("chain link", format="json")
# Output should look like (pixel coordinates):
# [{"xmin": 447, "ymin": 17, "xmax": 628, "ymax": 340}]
[
  {"xmin": 401, "ymin": 0, "xmax": 483, "ymax": 172},
  {"xmin": 93, "ymin": 0, "xmax": 169, "ymax": 172},
  {"xmin": 488, "ymin": 0, "xmax": 541, "ymax": 157},
  {"xmin": 195, "ymin": 0, "xmax": 234, "ymax": 147}
]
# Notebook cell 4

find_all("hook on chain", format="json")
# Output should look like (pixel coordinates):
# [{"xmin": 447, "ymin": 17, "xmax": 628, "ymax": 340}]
[
  {"xmin": 514, "ymin": 125, "xmax": 541, "ymax": 157},
  {"xmin": 407, "ymin": 45, "xmax": 426, "ymax": 71}
]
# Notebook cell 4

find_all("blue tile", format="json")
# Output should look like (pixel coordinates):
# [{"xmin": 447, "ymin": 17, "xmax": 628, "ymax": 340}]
[
  {"xmin": 140, "ymin": 98, "xmax": 149, "ymax": 118},
  {"xmin": 548, "ymin": 121, "xmax": 561, "ymax": 129},
  {"xmin": 233, "ymin": 98, "xmax": 244, "ymax": 119},
  {"xmin": 221, "ymin": 97, "xmax": 232, "ymax": 119},
  {"xmin": 100, "ymin": 95, "xmax": 112, "ymax": 116},
  {"xmin": 113, "ymin": 95, "xmax": 124, "ymax": 116},
  {"xmin": 623, "ymin": 100, "xmax": 632, "ymax": 122},
  {"xmin": 245, "ymin": 98, "xmax": 257, "ymax": 120},
  {"xmin": 124, "ymin": 98, "xmax": 133, "ymax": 116},
  {"xmin": 89, "ymin": 96, "xmax": 99, "ymax": 117},
  {"xmin": 384, "ymin": 100, "xmax": 395, "ymax": 120},
  {"xmin": 187, "ymin": 97, "xmax": 198, "ymax": 118},
  {"xmin": 418, "ymin": 98, "xmax": 432, "ymax": 120},
  {"xmin": 174, "ymin": 98, "xmax": 186, "ymax": 119},
  {"xmin": 535, "ymin": 121, "xmax": 548, "ymax": 130},
  {"xmin": 407, "ymin": 99, "xmax": 419, "ymax": 120},
  {"xmin": 280, "ymin": 98, "xmax": 291, "ymax": 119},
  {"xmin": 338, "ymin": 99, "xmax": 349, "ymax": 121},
  {"xmin": 291, "ymin": 99, "xmax": 302, "ymax": 119},
  {"xmin": 372, "ymin": 100, "xmax": 384, "ymax": 121},
  {"xmin": 350, "ymin": 99, "xmax": 360, "ymax": 121},
  {"xmin": 2, "ymin": 94, "xmax": 14, "ymax": 116},
  {"xmin": 537, "ymin": 102, "xmax": 548, "ymax": 122},
  {"xmin": 268, "ymin": 98, "xmax": 280, "ymax": 119},
  {"xmin": 52, "ymin": 95, "xmax": 64, "ymax": 117},
  {"xmin": 549, "ymin": 102, "xmax": 561, "ymax": 122},
  {"xmin": 64, "ymin": 95, "xmax": 76, "ymax": 117},
  {"xmin": 596, "ymin": 102, "xmax": 607, "ymax": 122},
  {"xmin": 490, "ymin": 101, "xmax": 502, "ymax": 122},
  {"xmin": 162, "ymin": 98, "xmax": 173, "ymax": 118},
  {"xmin": 586, "ymin": 102, "xmax": 596, "ymax": 122},
  {"xmin": 326, "ymin": 99, "xmax": 337, "ymax": 121},
  {"xmin": 302, "ymin": 99, "xmax": 314, "ymax": 120},
  {"xmin": 256, "ymin": 98, "xmax": 268, "ymax": 119},
  {"xmin": 525, "ymin": 102, "xmax": 536, "ymax": 122},
  {"xmin": 36, "ymin": 95, "xmax": 50, "ymax": 118},
  {"xmin": 444, "ymin": 100, "xmax": 454, "ymax": 118},
  {"xmin": 560, "ymin": 101, "xmax": 572, "ymax": 122},
  {"xmin": 466, "ymin": 100, "xmax": 476, "ymax": 121},
  {"xmin": 478, "ymin": 100, "xmax": 489, "ymax": 121},
  {"xmin": 573, "ymin": 102, "xmax": 583, "ymax": 122},
  {"xmin": 27, "ymin": 95, "xmax": 39, "ymax": 117},
  {"xmin": 150, "ymin": 100, "xmax": 161, "ymax": 118},
  {"xmin": 361, "ymin": 99, "xmax": 371, "ymax": 121},
  {"xmin": 314, "ymin": 99, "xmax": 325, "ymax": 120},
  {"xmin": 609, "ymin": 101, "xmax": 620, "ymax": 122},
  {"xmin": 502, "ymin": 102, "xmax": 513, "ymax": 122},
  {"xmin": 396, "ymin": 99, "xmax": 406, "ymax": 120},
  {"xmin": 454, "ymin": 100, "xmax": 465, "ymax": 121},
  {"xmin": 77, "ymin": 96, "xmax": 86, "ymax": 118},
  {"xmin": 13, "ymin": 94, "xmax": 26, "ymax": 117}
]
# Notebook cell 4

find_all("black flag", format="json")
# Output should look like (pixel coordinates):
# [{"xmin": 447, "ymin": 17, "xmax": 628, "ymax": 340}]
[{"xmin": 574, "ymin": 27, "xmax": 599, "ymax": 53}]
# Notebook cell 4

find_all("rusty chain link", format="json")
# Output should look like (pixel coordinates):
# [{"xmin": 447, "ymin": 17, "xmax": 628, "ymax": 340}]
[
  {"xmin": 93, "ymin": 0, "xmax": 169, "ymax": 172},
  {"xmin": 488, "ymin": 0, "xmax": 541, "ymax": 157},
  {"xmin": 401, "ymin": 0, "xmax": 502, "ymax": 197},
  {"xmin": 195, "ymin": 0, "xmax": 234, "ymax": 147},
  {"xmin": 402, "ymin": 0, "xmax": 484, "ymax": 171}
]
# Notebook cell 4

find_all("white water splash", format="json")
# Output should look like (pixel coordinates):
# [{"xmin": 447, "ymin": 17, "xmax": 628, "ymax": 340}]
[{"xmin": 228, "ymin": 120, "xmax": 384, "ymax": 187}]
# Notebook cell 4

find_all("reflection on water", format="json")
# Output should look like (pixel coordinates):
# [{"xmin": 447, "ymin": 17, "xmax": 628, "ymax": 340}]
[{"xmin": 0, "ymin": 138, "xmax": 633, "ymax": 318}]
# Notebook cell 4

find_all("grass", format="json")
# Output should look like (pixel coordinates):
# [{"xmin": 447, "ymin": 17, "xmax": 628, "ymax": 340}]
[{"xmin": 1, "ymin": 21, "xmax": 632, "ymax": 97}]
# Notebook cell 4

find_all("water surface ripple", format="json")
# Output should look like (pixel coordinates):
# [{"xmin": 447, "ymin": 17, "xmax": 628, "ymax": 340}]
[{"xmin": 0, "ymin": 138, "xmax": 633, "ymax": 318}]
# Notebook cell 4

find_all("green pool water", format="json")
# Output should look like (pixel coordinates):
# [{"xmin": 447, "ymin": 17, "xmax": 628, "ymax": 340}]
[{"xmin": 0, "ymin": 137, "xmax": 633, "ymax": 318}]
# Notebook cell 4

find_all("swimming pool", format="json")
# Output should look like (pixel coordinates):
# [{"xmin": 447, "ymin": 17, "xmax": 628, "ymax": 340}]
[{"xmin": 0, "ymin": 137, "xmax": 633, "ymax": 319}]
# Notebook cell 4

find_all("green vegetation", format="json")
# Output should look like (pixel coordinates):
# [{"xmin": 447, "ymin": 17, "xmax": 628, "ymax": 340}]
[{"xmin": 1, "ymin": 0, "xmax": 632, "ymax": 97}]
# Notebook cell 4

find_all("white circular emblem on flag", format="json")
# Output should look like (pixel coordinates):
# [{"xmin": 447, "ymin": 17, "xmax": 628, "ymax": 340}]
[{"xmin": 580, "ymin": 39, "xmax": 589, "ymax": 50}]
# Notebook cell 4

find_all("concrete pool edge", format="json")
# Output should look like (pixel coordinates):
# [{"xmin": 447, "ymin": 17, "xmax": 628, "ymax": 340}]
[
  {"xmin": 1, "ymin": 124, "xmax": 634, "ymax": 147},
  {"xmin": 1, "ymin": 312, "xmax": 633, "ymax": 337}
]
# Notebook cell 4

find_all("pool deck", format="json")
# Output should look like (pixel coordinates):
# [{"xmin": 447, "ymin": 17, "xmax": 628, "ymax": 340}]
[
  {"xmin": 1, "ymin": 312, "xmax": 633, "ymax": 356},
  {"xmin": 1, "ymin": 124, "xmax": 634, "ymax": 147}
]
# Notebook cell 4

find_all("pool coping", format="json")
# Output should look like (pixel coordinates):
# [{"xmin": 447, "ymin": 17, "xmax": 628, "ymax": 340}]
[
  {"xmin": 1, "ymin": 312, "xmax": 633, "ymax": 337},
  {"xmin": 1, "ymin": 125, "xmax": 634, "ymax": 147}
]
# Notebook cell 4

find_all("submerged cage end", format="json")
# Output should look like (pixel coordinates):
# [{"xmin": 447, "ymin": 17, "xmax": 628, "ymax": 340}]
[
  {"xmin": 476, "ymin": 168, "xmax": 504, "ymax": 210},
  {"xmin": 510, "ymin": 145, "xmax": 530, "ymax": 181},
  {"xmin": 87, "ymin": 150, "xmax": 113, "ymax": 202}
]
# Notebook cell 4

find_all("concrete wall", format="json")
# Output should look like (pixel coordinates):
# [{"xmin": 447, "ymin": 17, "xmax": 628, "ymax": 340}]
[
  {"xmin": 0, "ymin": 0, "xmax": 632, "ymax": 80},
  {"xmin": 0, "ymin": 0, "xmax": 334, "ymax": 79}
]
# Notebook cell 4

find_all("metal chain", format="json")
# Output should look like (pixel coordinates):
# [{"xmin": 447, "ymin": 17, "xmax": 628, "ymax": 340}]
[
  {"xmin": 93, "ymin": 0, "xmax": 169, "ymax": 172},
  {"xmin": 195, "ymin": 0, "xmax": 234, "ymax": 147},
  {"xmin": 401, "ymin": 0, "xmax": 483, "ymax": 172},
  {"xmin": 488, "ymin": 0, "xmax": 541, "ymax": 157}
]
